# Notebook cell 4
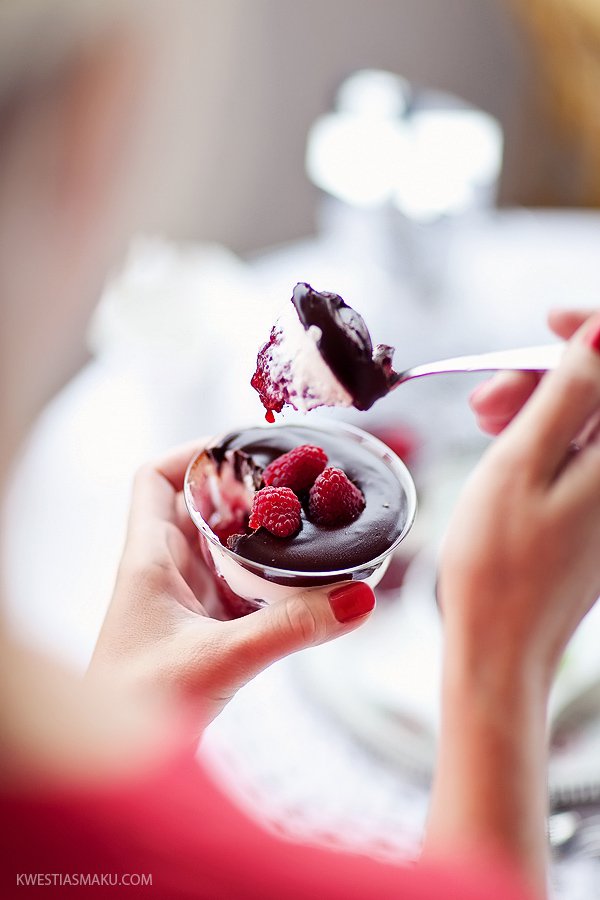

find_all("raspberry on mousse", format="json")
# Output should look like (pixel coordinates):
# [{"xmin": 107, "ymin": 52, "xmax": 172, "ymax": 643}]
[
  {"xmin": 246, "ymin": 443, "xmax": 365, "ymax": 539},
  {"xmin": 262, "ymin": 444, "xmax": 328, "ymax": 493},
  {"xmin": 308, "ymin": 466, "xmax": 365, "ymax": 526},
  {"xmin": 248, "ymin": 486, "xmax": 301, "ymax": 538}
]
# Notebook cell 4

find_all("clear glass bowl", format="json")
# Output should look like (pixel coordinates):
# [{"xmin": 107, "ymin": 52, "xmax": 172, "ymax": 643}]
[{"xmin": 184, "ymin": 421, "xmax": 417, "ymax": 617}]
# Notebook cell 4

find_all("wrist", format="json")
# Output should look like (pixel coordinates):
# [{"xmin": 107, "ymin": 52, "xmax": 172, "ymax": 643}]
[
  {"xmin": 427, "ymin": 627, "xmax": 551, "ymax": 895},
  {"xmin": 443, "ymin": 612, "xmax": 554, "ymax": 711},
  {"xmin": 443, "ymin": 651, "xmax": 550, "ymax": 746}
]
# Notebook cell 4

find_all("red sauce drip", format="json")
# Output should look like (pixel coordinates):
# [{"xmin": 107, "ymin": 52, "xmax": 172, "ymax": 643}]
[{"xmin": 265, "ymin": 410, "xmax": 275, "ymax": 424}]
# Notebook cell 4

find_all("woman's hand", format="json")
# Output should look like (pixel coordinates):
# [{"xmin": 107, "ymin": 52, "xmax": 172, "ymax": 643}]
[
  {"xmin": 89, "ymin": 442, "xmax": 374, "ymax": 733},
  {"xmin": 426, "ymin": 310, "xmax": 600, "ymax": 896},
  {"xmin": 470, "ymin": 309, "xmax": 593, "ymax": 435},
  {"xmin": 444, "ymin": 308, "xmax": 600, "ymax": 678}
]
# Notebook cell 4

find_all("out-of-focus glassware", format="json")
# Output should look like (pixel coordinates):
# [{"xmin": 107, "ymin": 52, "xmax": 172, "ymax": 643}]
[
  {"xmin": 306, "ymin": 70, "xmax": 412, "ymax": 210},
  {"xmin": 306, "ymin": 69, "xmax": 503, "ymax": 297}
]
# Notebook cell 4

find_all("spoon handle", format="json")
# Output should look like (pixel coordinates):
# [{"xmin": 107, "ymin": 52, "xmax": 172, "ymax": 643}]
[{"xmin": 394, "ymin": 342, "xmax": 564, "ymax": 386}]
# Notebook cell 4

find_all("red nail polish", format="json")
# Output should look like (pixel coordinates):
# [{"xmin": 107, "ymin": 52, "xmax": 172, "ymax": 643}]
[
  {"xmin": 328, "ymin": 582, "xmax": 375, "ymax": 623},
  {"xmin": 586, "ymin": 324, "xmax": 600, "ymax": 354}
]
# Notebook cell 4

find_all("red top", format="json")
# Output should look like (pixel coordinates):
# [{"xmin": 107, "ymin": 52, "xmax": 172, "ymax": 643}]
[{"xmin": 1, "ymin": 749, "xmax": 533, "ymax": 899}]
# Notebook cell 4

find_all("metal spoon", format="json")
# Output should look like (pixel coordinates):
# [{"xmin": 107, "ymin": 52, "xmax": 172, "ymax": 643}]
[{"xmin": 390, "ymin": 343, "xmax": 564, "ymax": 387}]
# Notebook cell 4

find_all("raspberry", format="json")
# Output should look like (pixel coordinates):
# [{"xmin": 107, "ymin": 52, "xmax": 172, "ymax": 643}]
[
  {"xmin": 251, "ymin": 329, "xmax": 287, "ymax": 416},
  {"xmin": 263, "ymin": 444, "xmax": 328, "ymax": 493},
  {"xmin": 249, "ymin": 486, "xmax": 301, "ymax": 538},
  {"xmin": 308, "ymin": 466, "xmax": 365, "ymax": 526}
]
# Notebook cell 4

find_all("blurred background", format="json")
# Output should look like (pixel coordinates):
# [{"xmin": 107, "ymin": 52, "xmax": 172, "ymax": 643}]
[
  {"xmin": 3, "ymin": 1, "xmax": 600, "ymax": 896},
  {"xmin": 163, "ymin": 0, "xmax": 600, "ymax": 253}
]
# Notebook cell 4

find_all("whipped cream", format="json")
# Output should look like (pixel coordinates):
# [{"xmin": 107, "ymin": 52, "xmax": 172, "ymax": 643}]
[
  {"xmin": 251, "ymin": 284, "xmax": 397, "ymax": 417},
  {"xmin": 270, "ymin": 302, "xmax": 353, "ymax": 411}
]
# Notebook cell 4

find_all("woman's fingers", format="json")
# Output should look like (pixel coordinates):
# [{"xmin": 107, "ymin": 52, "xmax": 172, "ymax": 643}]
[
  {"xmin": 128, "ymin": 462, "xmax": 178, "ymax": 532},
  {"xmin": 214, "ymin": 582, "xmax": 375, "ymax": 689},
  {"xmin": 152, "ymin": 439, "xmax": 208, "ymax": 492},
  {"xmin": 548, "ymin": 308, "xmax": 594, "ymax": 341},
  {"xmin": 128, "ymin": 440, "xmax": 207, "ymax": 528},
  {"xmin": 502, "ymin": 313, "xmax": 600, "ymax": 483},
  {"xmin": 470, "ymin": 371, "xmax": 541, "ymax": 435},
  {"xmin": 133, "ymin": 438, "xmax": 207, "ymax": 522},
  {"xmin": 470, "ymin": 310, "xmax": 597, "ymax": 437}
]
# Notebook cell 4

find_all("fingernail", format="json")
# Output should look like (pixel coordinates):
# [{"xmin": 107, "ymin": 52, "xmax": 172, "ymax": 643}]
[
  {"xmin": 585, "ymin": 323, "xmax": 600, "ymax": 354},
  {"xmin": 328, "ymin": 582, "xmax": 375, "ymax": 623}
]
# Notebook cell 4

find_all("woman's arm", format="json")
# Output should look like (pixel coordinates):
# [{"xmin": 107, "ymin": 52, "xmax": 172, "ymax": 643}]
[
  {"xmin": 425, "ymin": 630, "xmax": 549, "ymax": 894},
  {"xmin": 424, "ymin": 309, "xmax": 600, "ymax": 896}
]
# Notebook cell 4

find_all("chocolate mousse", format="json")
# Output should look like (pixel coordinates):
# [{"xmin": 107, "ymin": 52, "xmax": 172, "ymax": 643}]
[
  {"xmin": 202, "ymin": 425, "xmax": 408, "ymax": 573},
  {"xmin": 251, "ymin": 283, "xmax": 398, "ymax": 419}
]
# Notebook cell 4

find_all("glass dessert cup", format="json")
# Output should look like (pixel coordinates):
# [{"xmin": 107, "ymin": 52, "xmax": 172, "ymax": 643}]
[{"xmin": 184, "ymin": 421, "xmax": 417, "ymax": 618}]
